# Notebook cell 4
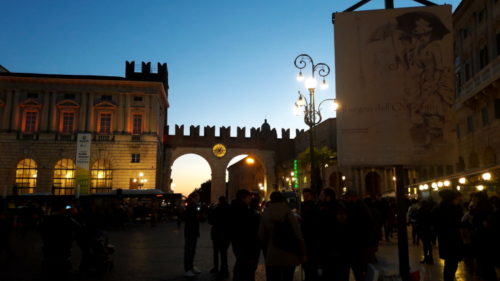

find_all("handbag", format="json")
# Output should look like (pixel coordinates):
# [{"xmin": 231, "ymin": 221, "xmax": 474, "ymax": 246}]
[{"xmin": 272, "ymin": 212, "xmax": 301, "ymax": 255}]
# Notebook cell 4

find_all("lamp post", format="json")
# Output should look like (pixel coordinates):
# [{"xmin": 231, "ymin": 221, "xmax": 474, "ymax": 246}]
[{"xmin": 293, "ymin": 54, "xmax": 338, "ymax": 195}]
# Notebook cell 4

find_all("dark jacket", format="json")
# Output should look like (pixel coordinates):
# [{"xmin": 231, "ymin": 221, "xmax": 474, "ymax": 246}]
[
  {"xmin": 184, "ymin": 203, "xmax": 200, "ymax": 238},
  {"xmin": 208, "ymin": 202, "xmax": 231, "ymax": 241},
  {"xmin": 432, "ymin": 202, "xmax": 463, "ymax": 260},
  {"xmin": 315, "ymin": 200, "xmax": 348, "ymax": 262},
  {"xmin": 259, "ymin": 202, "xmax": 304, "ymax": 266},
  {"xmin": 230, "ymin": 199, "xmax": 260, "ymax": 260}
]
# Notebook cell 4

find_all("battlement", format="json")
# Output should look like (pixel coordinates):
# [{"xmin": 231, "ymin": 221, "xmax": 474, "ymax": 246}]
[
  {"xmin": 168, "ymin": 125, "xmax": 292, "ymax": 140},
  {"xmin": 125, "ymin": 61, "xmax": 169, "ymax": 90}
]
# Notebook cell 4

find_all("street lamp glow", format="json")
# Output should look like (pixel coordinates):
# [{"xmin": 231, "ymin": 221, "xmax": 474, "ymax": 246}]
[
  {"xmin": 476, "ymin": 185, "xmax": 485, "ymax": 191},
  {"xmin": 392, "ymin": 176, "xmax": 396, "ymax": 181},
  {"xmin": 423, "ymin": 184, "xmax": 429, "ymax": 190},
  {"xmin": 444, "ymin": 180, "xmax": 451, "ymax": 187},
  {"xmin": 305, "ymin": 77, "xmax": 317, "ymax": 89},
  {"xmin": 296, "ymin": 95, "xmax": 306, "ymax": 107},
  {"xmin": 437, "ymin": 181, "xmax": 443, "ymax": 187},
  {"xmin": 342, "ymin": 176, "xmax": 346, "ymax": 181},
  {"xmin": 482, "ymin": 172, "xmax": 492, "ymax": 181},
  {"xmin": 332, "ymin": 100, "xmax": 339, "ymax": 111},
  {"xmin": 431, "ymin": 182, "xmax": 437, "ymax": 189},
  {"xmin": 456, "ymin": 185, "xmax": 461, "ymax": 191},
  {"xmin": 293, "ymin": 105, "xmax": 302, "ymax": 116},
  {"xmin": 458, "ymin": 177, "xmax": 467, "ymax": 184},
  {"xmin": 139, "ymin": 172, "xmax": 144, "ymax": 177},
  {"xmin": 419, "ymin": 185, "xmax": 424, "ymax": 191},
  {"xmin": 320, "ymin": 78, "xmax": 328, "ymax": 90},
  {"xmin": 246, "ymin": 157, "xmax": 255, "ymax": 164},
  {"xmin": 296, "ymin": 71, "xmax": 304, "ymax": 82}
]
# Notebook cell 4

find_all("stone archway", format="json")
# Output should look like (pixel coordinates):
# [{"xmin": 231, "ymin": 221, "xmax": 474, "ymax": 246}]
[{"xmin": 167, "ymin": 147, "xmax": 275, "ymax": 202}]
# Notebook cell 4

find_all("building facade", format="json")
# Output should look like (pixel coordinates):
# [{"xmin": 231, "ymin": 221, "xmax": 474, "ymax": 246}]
[{"xmin": 0, "ymin": 61, "xmax": 168, "ymax": 195}]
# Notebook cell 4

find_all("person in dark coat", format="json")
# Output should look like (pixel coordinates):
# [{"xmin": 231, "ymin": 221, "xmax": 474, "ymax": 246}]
[
  {"xmin": 259, "ymin": 191, "xmax": 305, "ymax": 281},
  {"xmin": 315, "ymin": 188, "xmax": 349, "ymax": 281},
  {"xmin": 469, "ymin": 191, "xmax": 497, "ymax": 281},
  {"xmin": 231, "ymin": 189, "xmax": 261, "ymax": 281},
  {"xmin": 40, "ymin": 201, "xmax": 81, "ymax": 281},
  {"xmin": 208, "ymin": 196, "xmax": 232, "ymax": 279},
  {"xmin": 343, "ymin": 191, "xmax": 378, "ymax": 281},
  {"xmin": 300, "ymin": 188, "xmax": 318, "ymax": 281},
  {"xmin": 416, "ymin": 199, "xmax": 434, "ymax": 264},
  {"xmin": 184, "ymin": 192, "xmax": 201, "ymax": 277},
  {"xmin": 432, "ymin": 190, "xmax": 464, "ymax": 281},
  {"xmin": 0, "ymin": 200, "xmax": 14, "ymax": 258}
]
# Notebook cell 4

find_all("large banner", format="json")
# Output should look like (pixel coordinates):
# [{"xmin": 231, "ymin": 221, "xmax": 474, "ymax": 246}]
[
  {"xmin": 75, "ymin": 133, "xmax": 91, "ymax": 195},
  {"xmin": 334, "ymin": 5, "xmax": 455, "ymax": 166}
]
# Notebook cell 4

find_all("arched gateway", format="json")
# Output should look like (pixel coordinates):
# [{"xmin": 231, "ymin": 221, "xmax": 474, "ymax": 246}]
[{"xmin": 163, "ymin": 120, "xmax": 295, "ymax": 202}]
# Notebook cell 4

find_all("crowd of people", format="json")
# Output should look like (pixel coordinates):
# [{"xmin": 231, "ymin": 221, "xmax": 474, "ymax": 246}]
[
  {"xmin": 185, "ymin": 188, "xmax": 500, "ymax": 281},
  {"xmin": 186, "ymin": 188, "xmax": 382, "ymax": 281},
  {"xmin": 407, "ymin": 190, "xmax": 500, "ymax": 281}
]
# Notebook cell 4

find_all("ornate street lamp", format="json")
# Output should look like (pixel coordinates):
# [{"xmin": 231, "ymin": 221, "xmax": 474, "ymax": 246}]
[{"xmin": 293, "ymin": 54, "xmax": 338, "ymax": 195}]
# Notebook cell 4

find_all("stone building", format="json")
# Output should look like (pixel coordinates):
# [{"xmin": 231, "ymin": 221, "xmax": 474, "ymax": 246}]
[
  {"xmin": 0, "ymin": 61, "xmax": 168, "ymax": 195},
  {"xmin": 430, "ymin": 0, "xmax": 500, "ymax": 193}
]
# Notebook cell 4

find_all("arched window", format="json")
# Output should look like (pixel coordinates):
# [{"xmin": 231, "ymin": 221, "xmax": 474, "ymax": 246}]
[
  {"xmin": 15, "ymin": 159, "xmax": 37, "ymax": 195},
  {"xmin": 53, "ymin": 159, "xmax": 75, "ymax": 195},
  {"xmin": 91, "ymin": 160, "xmax": 112, "ymax": 193}
]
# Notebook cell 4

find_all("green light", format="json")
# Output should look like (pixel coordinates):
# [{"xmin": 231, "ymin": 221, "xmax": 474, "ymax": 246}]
[{"xmin": 293, "ymin": 160, "xmax": 299, "ymax": 188}]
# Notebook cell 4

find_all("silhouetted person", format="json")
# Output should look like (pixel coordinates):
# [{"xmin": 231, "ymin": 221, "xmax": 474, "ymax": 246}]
[
  {"xmin": 231, "ymin": 189, "xmax": 261, "ymax": 281},
  {"xmin": 0, "ymin": 200, "xmax": 14, "ymax": 257},
  {"xmin": 432, "ymin": 190, "xmax": 464, "ymax": 281},
  {"xmin": 300, "ymin": 188, "xmax": 318, "ymax": 281},
  {"xmin": 184, "ymin": 192, "xmax": 201, "ymax": 277},
  {"xmin": 40, "ymin": 201, "xmax": 80, "ymax": 281},
  {"xmin": 406, "ymin": 199, "xmax": 420, "ymax": 245},
  {"xmin": 208, "ymin": 196, "xmax": 231, "ymax": 279},
  {"xmin": 416, "ymin": 199, "xmax": 434, "ymax": 264},
  {"xmin": 344, "ymin": 191, "xmax": 378, "ymax": 281},
  {"xmin": 259, "ymin": 191, "xmax": 304, "ymax": 281},
  {"xmin": 469, "ymin": 191, "xmax": 497, "ymax": 281}
]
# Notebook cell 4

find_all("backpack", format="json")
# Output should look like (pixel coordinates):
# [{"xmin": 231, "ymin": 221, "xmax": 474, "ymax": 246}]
[{"xmin": 272, "ymin": 212, "xmax": 301, "ymax": 255}]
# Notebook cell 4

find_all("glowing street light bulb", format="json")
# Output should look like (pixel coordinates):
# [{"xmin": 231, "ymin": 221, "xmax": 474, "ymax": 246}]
[
  {"xmin": 423, "ymin": 184, "xmax": 429, "ymax": 190},
  {"xmin": 482, "ymin": 172, "xmax": 492, "ymax": 181},
  {"xmin": 456, "ymin": 186, "xmax": 461, "ymax": 191},
  {"xmin": 476, "ymin": 185, "xmax": 485, "ymax": 191},
  {"xmin": 305, "ymin": 77, "xmax": 317, "ymax": 89},
  {"xmin": 246, "ymin": 157, "xmax": 255, "ymax": 164},
  {"xmin": 431, "ymin": 182, "xmax": 438, "ymax": 190},
  {"xmin": 332, "ymin": 100, "xmax": 340, "ymax": 111},
  {"xmin": 458, "ymin": 177, "xmax": 466, "ymax": 184},
  {"xmin": 437, "ymin": 181, "xmax": 443, "ymax": 187},
  {"xmin": 296, "ymin": 71, "xmax": 304, "ymax": 82},
  {"xmin": 419, "ymin": 185, "xmax": 424, "ymax": 191},
  {"xmin": 444, "ymin": 180, "xmax": 451, "ymax": 187},
  {"xmin": 320, "ymin": 78, "xmax": 328, "ymax": 90}
]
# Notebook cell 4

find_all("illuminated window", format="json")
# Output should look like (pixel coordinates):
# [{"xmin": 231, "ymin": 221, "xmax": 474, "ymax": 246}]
[
  {"xmin": 62, "ymin": 112, "xmax": 75, "ymax": 134},
  {"xmin": 15, "ymin": 159, "xmax": 37, "ymax": 194},
  {"xmin": 99, "ymin": 113, "xmax": 112, "ymax": 134},
  {"xmin": 24, "ymin": 111, "xmax": 38, "ymax": 133},
  {"xmin": 91, "ymin": 160, "xmax": 112, "ymax": 193},
  {"xmin": 132, "ymin": 114, "xmax": 142, "ymax": 135},
  {"xmin": 53, "ymin": 159, "xmax": 75, "ymax": 195}
]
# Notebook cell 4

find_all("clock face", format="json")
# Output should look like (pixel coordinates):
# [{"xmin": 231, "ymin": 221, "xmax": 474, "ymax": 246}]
[{"xmin": 212, "ymin": 143, "xmax": 227, "ymax": 158}]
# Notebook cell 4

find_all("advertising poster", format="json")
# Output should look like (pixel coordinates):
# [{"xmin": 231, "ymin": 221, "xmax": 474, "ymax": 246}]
[
  {"xmin": 75, "ymin": 133, "xmax": 91, "ymax": 195},
  {"xmin": 334, "ymin": 5, "xmax": 455, "ymax": 166}
]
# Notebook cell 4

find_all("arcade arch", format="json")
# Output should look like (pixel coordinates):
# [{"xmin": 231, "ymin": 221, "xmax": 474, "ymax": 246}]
[
  {"xmin": 170, "ymin": 153, "xmax": 212, "ymax": 197},
  {"xmin": 167, "ymin": 147, "xmax": 275, "ymax": 202}
]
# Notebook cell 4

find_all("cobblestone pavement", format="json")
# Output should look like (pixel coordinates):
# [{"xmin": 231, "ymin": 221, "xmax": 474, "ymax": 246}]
[{"xmin": 0, "ymin": 221, "xmax": 478, "ymax": 281}]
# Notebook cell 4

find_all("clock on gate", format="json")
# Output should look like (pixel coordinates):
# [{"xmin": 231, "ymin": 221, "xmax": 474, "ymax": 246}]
[{"xmin": 212, "ymin": 143, "xmax": 227, "ymax": 158}]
